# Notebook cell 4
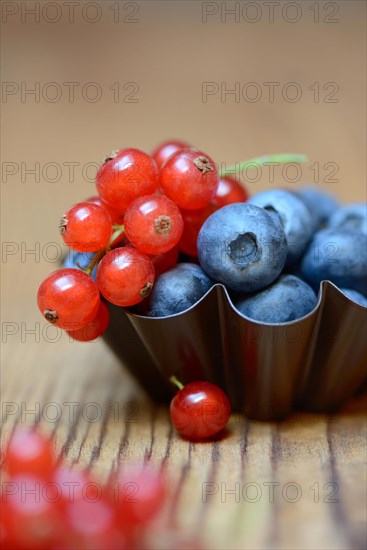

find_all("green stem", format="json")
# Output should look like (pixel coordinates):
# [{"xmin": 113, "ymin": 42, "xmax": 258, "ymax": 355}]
[
  {"xmin": 109, "ymin": 224, "xmax": 125, "ymax": 248},
  {"xmin": 219, "ymin": 153, "xmax": 308, "ymax": 177},
  {"xmin": 170, "ymin": 375, "xmax": 184, "ymax": 391}
]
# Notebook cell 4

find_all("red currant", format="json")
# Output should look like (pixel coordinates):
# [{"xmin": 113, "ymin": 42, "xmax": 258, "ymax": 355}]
[
  {"xmin": 150, "ymin": 244, "xmax": 179, "ymax": 276},
  {"xmin": 37, "ymin": 268, "xmax": 100, "ymax": 330},
  {"xmin": 3, "ymin": 474, "xmax": 63, "ymax": 549},
  {"xmin": 160, "ymin": 149, "xmax": 219, "ymax": 210},
  {"xmin": 66, "ymin": 498, "xmax": 115, "ymax": 537},
  {"xmin": 170, "ymin": 381, "xmax": 231, "ymax": 440},
  {"xmin": 97, "ymin": 247, "xmax": 155, "ymax": 307},
  {"xmin": 113, "ymin": 466, "xmax": 166, "ymax": 527},
  {"xmin": 211, "ymin": 176, "xmax": 249, "ymax": 207},
  {"xmin": 53, "ymin": 466, "xmax": 89, "ymax": 504},
  {"xmin": 66, "ymin": 301, "xmax": 110, "ymax": 342},
  {"xmin": 59, "ymin": 202, "xmax": 112, "ymax": 252},
  {"xmin": 85, "ymin": 195, "xmax": 124, "ymax": 224},
  {"xmin": 152, "ymin": 139, "xmax": 189, "ymax": 169},
  {"xmin": 179, "ymin": 204, "xmax": 216, "ymax": 257},
  {"xmin": 124, "ymin": 194, "xmax": 184, "ymax": 255},
  {"xmin": 5, "ymin": 429, "xmax": 54, "ymax": 478},
  {"xmin": 96, "ymin": 148, "xmax": 159, "ymax": 211}
]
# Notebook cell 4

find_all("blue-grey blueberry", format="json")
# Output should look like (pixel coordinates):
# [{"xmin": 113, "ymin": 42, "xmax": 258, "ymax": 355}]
[
  {"xmin": 235, "ymin": 274, "xmax": 317, "ymax": 323},
  {"xmin": 297, "ymin": 185, "xmax": 339, "ymax": 227},
  {"xmin": 327, "ymin": 203, "xmax": 367, "ymax": 235},
  {"xmin": 248, "ymin": 188, "xmax": 313, "ymax": 265},
  {"xmin": 63, "ymin": 250, "xmax": 97, "ymax": 281},
  {"xmin": 300, "ymin": 228, "xmax": 367, "ymax": 295},
  {"xmin": 145, "ymin": 263, "xmax": 213, "ymax": 317},
  {"xmin": 197, "ymin": 203, "xmax": 287, "ymax": 292}
]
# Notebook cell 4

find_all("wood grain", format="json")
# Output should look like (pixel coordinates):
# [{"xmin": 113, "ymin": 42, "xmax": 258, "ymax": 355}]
[{"xmin": 1, "ymin": 1, "xmax": 366, "ymax": 548}]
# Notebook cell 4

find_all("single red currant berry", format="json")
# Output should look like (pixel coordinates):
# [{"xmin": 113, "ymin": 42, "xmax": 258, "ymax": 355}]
[
  {"xmin": 124, "ymin": 195, "xmax": 184, "ymax": 255},
  {"xmin": 59, "ymin": 202, "xmax": 112, "ymax": 253},
  {"xmin": 65, "ymin": 497, "xmax": 116, "ymax": 539},
  {"xmin": 152, "ymin": 139, "xmax": 189, "ymax": 169},
  {"xmin": 150, "ymin": 244, "xmax": 179, "ymax": 276},
  {"xmin": 37, "ymin": 268, "xmax": 100, "ymax": 330},
  {"xmin": 5, "ymin": 429, "xmax": 54, "ymax": 478},
  {"xmin": 85, "ymin": 195, "xmax": 124, "ymax": 224},
  {"xmin": 169, "ymin": 380, "xmax": 231, "ymax": 440},
  {"xmin": 96, "ymin": 148, "xmax": 159, "ymax": 211},
  {"xmin": 211, "ymin": 176, "xmax": 249, "ymax": 208},
  {"xmin": 113, "ymin": 466, "xmax": 166, "ymax": 527},
  {"xmin": 179, "ymin": 204, "xmax": 217, "ymax": 257},
  {"xmin": 3, "ymin": 474, "xmax": 63, "ymax": 550},
  {"xmin": 97, "ymin": 246, "xmax": 155, "ymax": 307},
  {"xmin": 53, "ymin": 467, "xmax": 89, "ymax": 505},
  {"xmin": 66, "ymin": 301, "xmax": 110, "ymax": 342},
  {"xmin": 160, "ymin": 149, "xmax": 219, "ymax": 210}
]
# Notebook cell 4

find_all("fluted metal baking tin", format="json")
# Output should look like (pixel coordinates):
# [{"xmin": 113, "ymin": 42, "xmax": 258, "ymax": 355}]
[{"xmin": 103, "ymin": 281, "xmax": 367, "ymax": 421}]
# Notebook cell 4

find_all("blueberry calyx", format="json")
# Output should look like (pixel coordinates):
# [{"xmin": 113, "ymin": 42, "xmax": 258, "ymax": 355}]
[{"xmin": 229, "ymin": 232, "xmax": 259, "ymax": 268}]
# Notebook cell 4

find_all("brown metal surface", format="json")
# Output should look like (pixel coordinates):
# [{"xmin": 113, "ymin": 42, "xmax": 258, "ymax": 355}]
[{"xmin": 103, "ymin": 281, "xmax": 367, "ymax": 420}]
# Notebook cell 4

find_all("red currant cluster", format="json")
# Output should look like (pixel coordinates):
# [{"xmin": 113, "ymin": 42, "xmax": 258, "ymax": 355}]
[
  {"xmin": 37, "ymin": 140, "xmax": 249, "ymax": 341},
  {"xmin": 1, "ymin": 429, "xmax": 166, "ymax": 549}
]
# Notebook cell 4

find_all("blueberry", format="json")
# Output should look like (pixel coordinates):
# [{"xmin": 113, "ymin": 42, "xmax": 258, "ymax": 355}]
[
  {"xmin": 340, "ymin": 288, "xmax": 367, "ymax": 307},
  {"xmin": 247, "ymin": 189, "xmax": 313, "ymax": 265},
  {"xmin": 327, "ymin": 203, "xmax": 367, "ymax": 235},
  {"xmin": 197, "ymin": 203, "xmax": 287, "ymax": 292},
  {"xmin": 63, "ymin": 250, "xmax": 97, "ymax": 281},
  {"xmin": 145, "ymin": 263, "xmax": 213, "ymax": 317},
  {"xmin": 300, "ymin": 228, "xmax": 367, "ymax": 295},
  {"xmin": 235, "ymin": 274, "xmax": 317, "ymax": 323},
  {"xmin": 297, "ymin": 185, "xmax": 339, "ymax": 227}
]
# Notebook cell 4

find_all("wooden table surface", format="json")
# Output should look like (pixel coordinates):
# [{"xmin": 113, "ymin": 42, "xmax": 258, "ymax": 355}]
[{"xmin": 1, "ymin": 2, "xmax": 366, "ymax": 548}]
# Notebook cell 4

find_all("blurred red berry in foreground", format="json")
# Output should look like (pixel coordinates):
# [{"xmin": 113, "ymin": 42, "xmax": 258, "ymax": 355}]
[{"xmin": 5, "ymin": 429, "xmax": 54, "ymax": 478}]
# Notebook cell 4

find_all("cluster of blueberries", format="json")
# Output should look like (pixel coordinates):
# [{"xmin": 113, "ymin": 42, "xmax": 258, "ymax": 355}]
[{"xmin": 143, "ymin": 187, "xmax": 367, "ymax": 323}]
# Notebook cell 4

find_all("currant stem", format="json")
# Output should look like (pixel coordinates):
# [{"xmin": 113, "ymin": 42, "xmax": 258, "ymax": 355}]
[
  {"xmin": 169, "ymin": 375, "xmax": 184, "ymax": 391},
  {"xmin": 82, "ymin": 249, "xmax": 104, "ymax": 276},
  {"xmin": 110, "ymin": 224, "xmax": 125, "ymax": 247},
  {"xmin": 219, "ymin": 153, "xmax": 308, "ymax": 177},
  {"xmin": 81, "ymin": 224, "xmax": 125, "ymax": 276}
]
